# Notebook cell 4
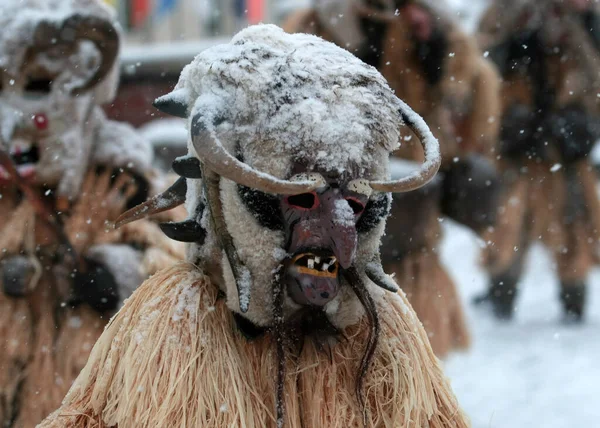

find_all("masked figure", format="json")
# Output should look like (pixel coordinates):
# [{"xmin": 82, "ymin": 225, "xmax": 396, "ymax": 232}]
[
  {"xmin": 284, "ymin": 0, "xmax": 502, "ymax": 356},
  {"xmin": 475, "ymin": 0, "xmax": 600, "ymax": 320},
  {"xmin": 40, "ymin": 25, "xmax": 467, "ymax": 428},
  {"xmin": 0, "ymin": 1, "xmax": 183, "ymax": 426}
]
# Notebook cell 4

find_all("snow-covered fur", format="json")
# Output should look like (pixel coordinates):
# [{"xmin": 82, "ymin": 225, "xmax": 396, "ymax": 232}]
[
  {"xmin": 0, "ymin": 0, "xmax": 119, "ymax": 104},
  {"xmin": 177, "ymin": 25, "xmax": 402, "ymax": 327},
  {"xmin": 0, "ymin": 0, "xmax": 125, "ymax": 198}
]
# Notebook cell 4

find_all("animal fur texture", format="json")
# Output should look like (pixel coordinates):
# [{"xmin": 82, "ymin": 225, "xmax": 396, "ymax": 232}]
[
  {"xmin": 0, "ymin": 1, "xmax": 185, "ymax": 426},
  {"xmin": 0, "ymin": 172, "xmax": 184, "ymax": 428}
]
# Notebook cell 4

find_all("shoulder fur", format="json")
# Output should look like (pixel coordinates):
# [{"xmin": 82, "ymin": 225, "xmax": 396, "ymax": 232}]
[{"xmin": 40, "ymin": 263, "xmax": 467, "ymax": 428}]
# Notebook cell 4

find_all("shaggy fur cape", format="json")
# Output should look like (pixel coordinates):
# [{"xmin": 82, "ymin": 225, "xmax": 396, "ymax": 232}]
[
  {"xmin": 478, "ymin": 1, "xmax": 600, "ymax": 283},
  {"xmin": 40, "ymin": 263, "xmax": 468, "ymax": 428}
]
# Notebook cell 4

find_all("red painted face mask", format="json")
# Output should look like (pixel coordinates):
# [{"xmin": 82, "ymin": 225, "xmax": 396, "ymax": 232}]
[{"xmin": 281, "ymin": 182, "xmax": 368, "ymax": 307}]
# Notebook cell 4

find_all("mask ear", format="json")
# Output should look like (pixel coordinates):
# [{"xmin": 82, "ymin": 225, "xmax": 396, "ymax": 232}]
[{"xmin": 159, "ymin": 220, "xmax": 206, "ymax": 243}]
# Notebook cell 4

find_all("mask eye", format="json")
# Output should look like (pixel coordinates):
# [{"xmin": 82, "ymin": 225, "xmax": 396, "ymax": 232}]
[
  {"xmin": 345, "ymin": 197, "xmax": 365, "ymax": 215},
  {"xmin": 24, "ymin": 77, "xmax": 52, "ymax": 94},
  {"xmin": 286, "ymin": 192, "xmax": 319, "ymax": 210}
]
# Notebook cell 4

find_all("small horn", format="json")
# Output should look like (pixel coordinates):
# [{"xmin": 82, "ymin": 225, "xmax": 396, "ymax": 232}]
[
  {"xmin": 369, "ymin": 100, "xmax": 441, "ymax": 193},
  {"xmin": 115, "ymin": 177, "xmax": 187, "ymax": 228},
  {"xmin": 154, "ymin": 90, "xmax": 189, "ymax": 118},
  {"xmin": 365, "ymin": 261, "xmax": 399, "ymax": 293},
  {"xmin": 172, "ymin": 155, "xmax": 202, "ymax": 179},
  {"xmin": 191, "ymin": 114, "xmax": 326, "ymax": 195},
  {"xmin": 159, "ymin": 220, "xmax": 206, "ymax": 243}
]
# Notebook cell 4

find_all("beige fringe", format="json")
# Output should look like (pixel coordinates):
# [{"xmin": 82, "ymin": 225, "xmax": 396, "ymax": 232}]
[
  {"xmin": 40, "ymin": 263, "xmax": 468, "ymax": 428},
  {"xmin": 386, "ymin": 252, "xmax": 470, "ymax": 359},
  {"xmin": 0, "ymin": 201, "xmax": 35, "ymax": 256},
  {"xmin": 0, "ymin": 295, "xmax": 31, "ymax": 425},
  {"xmin": 0, "ymin": 285, "xmax": 108, "ymax": 428},
  {"xmin": 0, "ymin": 173, "xmax": 183, "ymax": 428}
]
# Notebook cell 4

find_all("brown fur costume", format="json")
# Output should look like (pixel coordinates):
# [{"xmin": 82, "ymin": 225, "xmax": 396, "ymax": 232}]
[
  {"xmin": 284, "ymin": 1, "xmax": 502, "ymax": 357},
  {"xmin": 0, "ymin": 1, "xmax": 186, "ymax": 424},
  {"xmin": 476, "ymin": 0, "xmax": 600, "ymax": 319}
]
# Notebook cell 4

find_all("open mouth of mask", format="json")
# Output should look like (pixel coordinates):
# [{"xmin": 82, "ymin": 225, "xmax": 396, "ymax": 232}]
[{"xmin": 286, "ymin": 250, "xmax": 340, "ymax": 307}]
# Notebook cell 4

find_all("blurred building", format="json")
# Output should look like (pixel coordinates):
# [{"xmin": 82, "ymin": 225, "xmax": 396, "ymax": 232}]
[
  {"xmin": 104, "ymin": 0, "xmax": 310, "ymax": 45},
  {"xmin": 102, "ymin": 0, "xmax": 310, "ymax": 168}
]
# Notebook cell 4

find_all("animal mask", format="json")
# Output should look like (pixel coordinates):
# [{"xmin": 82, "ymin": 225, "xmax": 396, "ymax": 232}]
[{"xmin": 0, "ymin": 0, "xmax": 120, "ymax": 192}]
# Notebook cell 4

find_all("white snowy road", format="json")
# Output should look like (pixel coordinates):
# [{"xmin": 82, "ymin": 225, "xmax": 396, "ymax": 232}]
[{"xmin": 440, "ymin": 222, "xmax": 600, "ymax": 428}]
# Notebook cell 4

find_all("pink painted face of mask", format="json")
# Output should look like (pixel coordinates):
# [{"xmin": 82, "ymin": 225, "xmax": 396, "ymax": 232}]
[{"xmin": 282, "ymin": 181, "xmax": 368, "ymax": 307}]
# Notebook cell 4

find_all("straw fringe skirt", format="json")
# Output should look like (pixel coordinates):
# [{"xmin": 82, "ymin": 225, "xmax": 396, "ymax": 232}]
[
  {"xmin": 387, "ymin": 252, "xmax": 470, "ymax": 359},
  {"xmin": 39, "ymin": 263, "xmax": 468, "ymax": 428},
  {"xmin": 0, "ymin": 188, "xmax": 184, "ymax": 427},
  {"xmin": 0, "ymin": 286, "xmax": 107, "ymax": 428}
]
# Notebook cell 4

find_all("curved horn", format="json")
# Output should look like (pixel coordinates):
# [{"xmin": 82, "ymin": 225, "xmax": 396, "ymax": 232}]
[
  {"xmin": 115, "ymin": 177, "xmax": 187, "ymax": 228},
  {"xmin": 28, "ymin": 15, "xmax": 119, "ymax": 95},
  {"xmin": 160, "ymin": 220, "xmax": 206, "ymax": 243},
  {"xmin": 365, "ymin": 260, "xmax": 399, "ymax": 293},
  {"xmin": 190, "ymin": 114, "xmax": 326, "ymax": 195},
  {"xmin": 369, "ymin": 100, "xmax": 441, "ymax": 193},
  {"xmin": 67, "ymin": 15, "xmax": 120, "ymax": 94}
]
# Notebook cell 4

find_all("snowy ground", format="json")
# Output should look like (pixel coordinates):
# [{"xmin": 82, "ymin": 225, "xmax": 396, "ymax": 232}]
[{"xmin": 439, "ymin": 221, "xmax": 600, "ymax": 428}]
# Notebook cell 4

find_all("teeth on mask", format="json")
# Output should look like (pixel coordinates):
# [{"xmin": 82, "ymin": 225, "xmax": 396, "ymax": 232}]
[
  {"xmin": 315, "ymin": 256, "xmax": 321, "ymax": 264},
  {"xmin": 322, "ymin": 263, "xmax": 330, "ymax": 271},
  {"xmin": 307, "ymin": 259, "xmax": 315, "ymax": 270}
]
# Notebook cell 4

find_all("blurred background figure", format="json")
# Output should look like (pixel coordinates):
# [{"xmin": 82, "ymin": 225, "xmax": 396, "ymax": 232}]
[
  {"xmin": 283, "ymin": 0, "xmax": 502, "ymax": 357},
  {"xmin": 0, "ymin": 1, "xmax": 184, "ymax": 426},
  {"xmin": 475, "ymin": 0, "xmax": 600, "ymax": 322}
]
